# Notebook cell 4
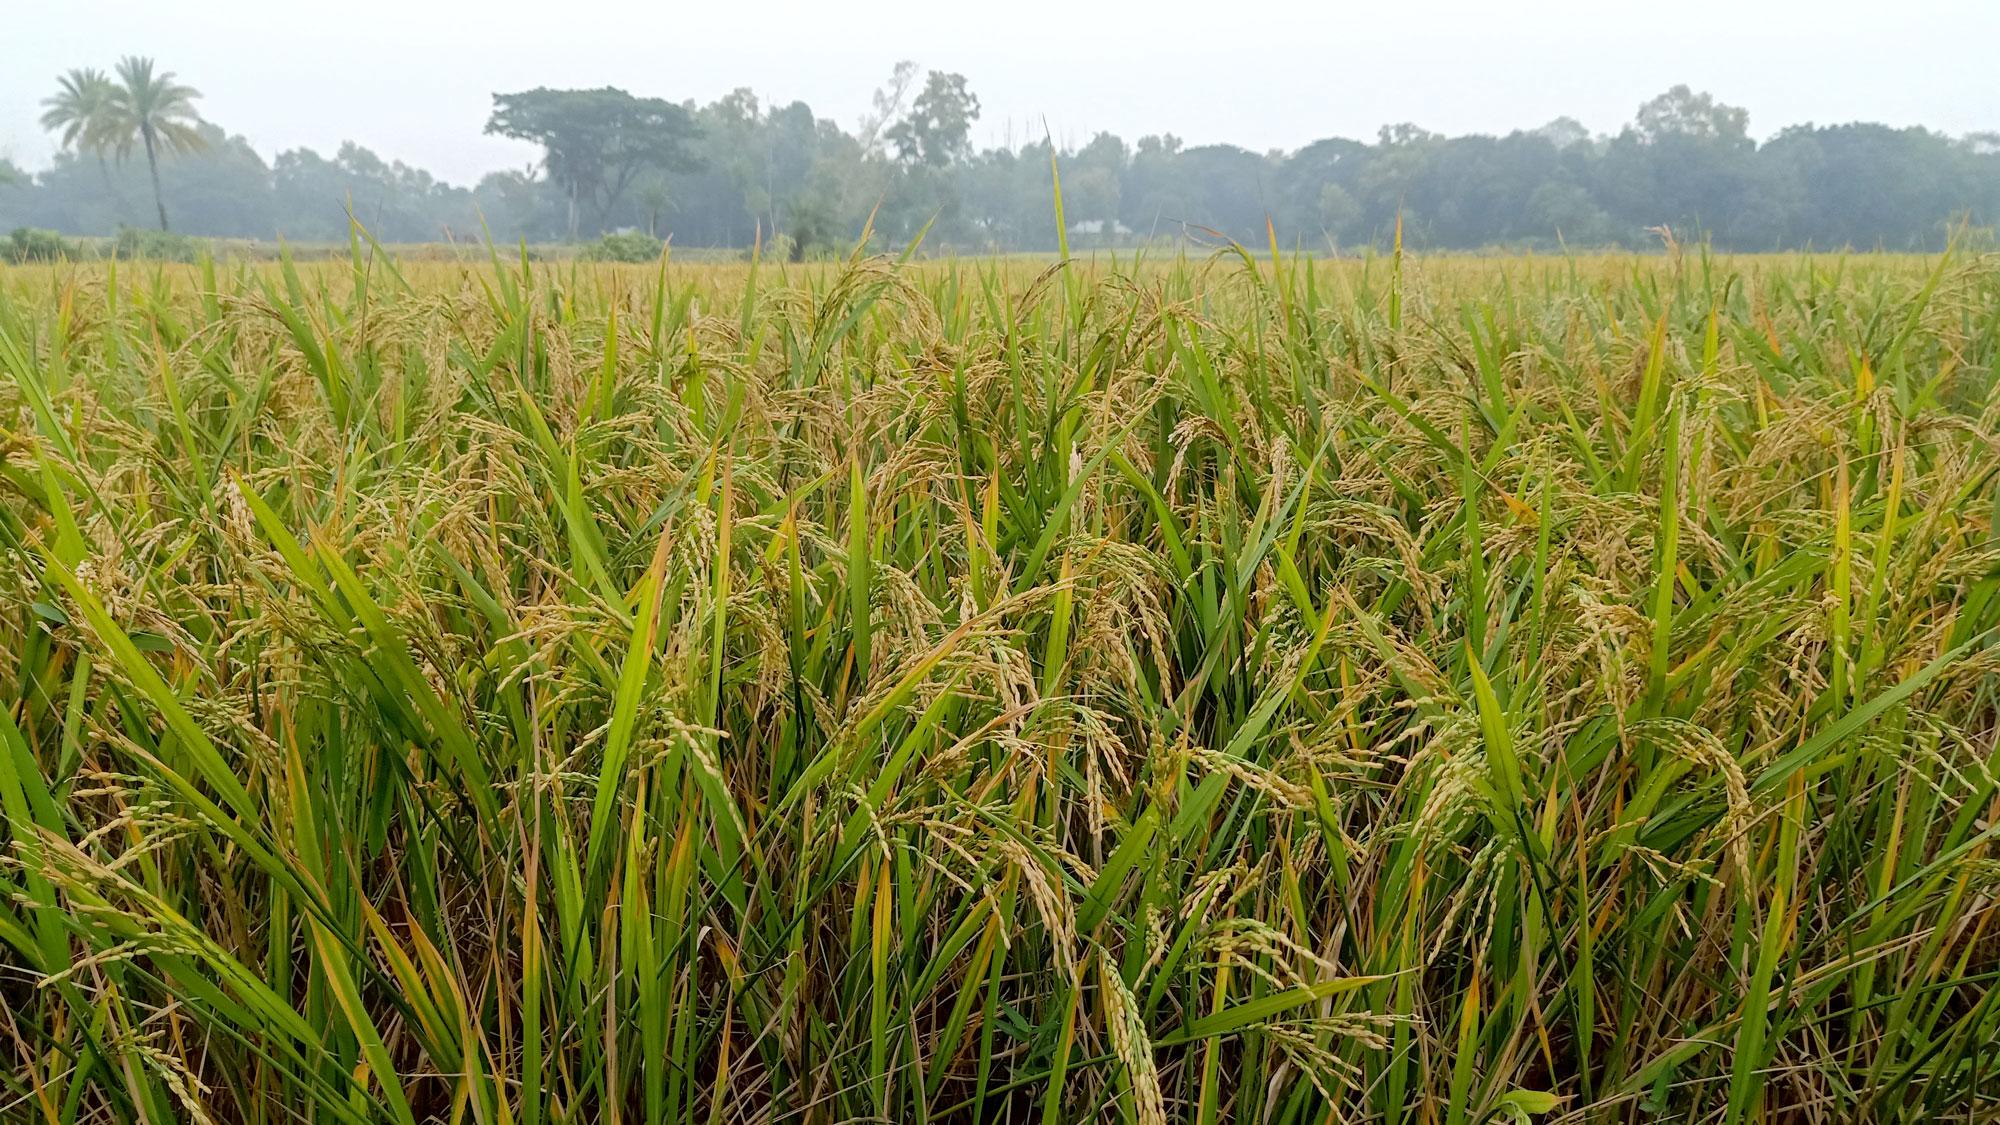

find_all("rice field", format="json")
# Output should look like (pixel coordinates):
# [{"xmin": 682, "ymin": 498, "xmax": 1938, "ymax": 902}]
[{"xmin": 2, "ymin": 242, "xmax": 1999, "ymax": 1123}]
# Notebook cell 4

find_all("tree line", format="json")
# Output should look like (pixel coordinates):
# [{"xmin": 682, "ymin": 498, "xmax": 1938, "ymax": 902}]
[{"xmin": 4, "ymin": 59, "xmax": 1996, "ymax": 254}]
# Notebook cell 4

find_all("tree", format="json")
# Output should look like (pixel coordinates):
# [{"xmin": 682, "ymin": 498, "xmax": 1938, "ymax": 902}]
[
  {"xmin": 1172, "ymin": 145, "xmax": 1272, "ymax": 244},
  {"xmin": 760, "ymin": 101, "xmax": 824, "ymax": 240},
  {"xmin": 471, "ymin": 168, "xmax": 565, "ymax": 241},
  {"xmin": 40, "ymin": 68, "xmax": 123, "ymax": 201},
  {"xmin": 1534, "ymin": 117, "xmax": 1592, "ymax": 151},
  {"xmin": 858, "ymin": 61, "xmax": 919, "ymax": 155},
  {"xmin": 6, "ymin": 68, "xmax": 1998, "ymax": 254},
  {"xmin": 1121, "ymin": 134, "xmax": 1186, "ymax": 237},
  {"xmin": 1317, "ymin": 183, "xmax": 1360, "ymax": 245},
  {"xmin": 107, "ymin": 57, "xmax": 207, "ymax": 231},
  {"xmin": 1063, "ymin": 132, "xmax": 1127, "ymax": 230},
  {"xmin": 1527, "ymin": 178, "xmax": 1613, "ymax": 245},
  {"xmin": 1378, "ymin": 123, "xmax": 1440, "ymax": 148},
  {"xmin": 1274, "ymin": 137, "xmax": 1370, "ymax": 242},
  {"xmin": 1634, "ymin": 85, "xmax": 1749, "ymax": 146},
  {"xmin": 636, "ymin": 177, "xmax": 671, "ymax": 238},
  {"xmin": 704, "ymin": 89, "xmax": 769, "ymax": 243},
  {"xmin": 485, "ymin": 87, "xmax": 700, "ymax": 240},
  {"xmin": 885, "ymin": 72, "xmax": 980, "ymax": 167},
  {"xmin": 1757, "ymin": 123, "xmax": 1981, "ymax": 249},
  {"xmin": 1590, "ymin": 87, "xmax": 1759, "ymax": 244},
  {"xmin": 272, "ymin": 141, "xmax": 474, "ymax": 241}
]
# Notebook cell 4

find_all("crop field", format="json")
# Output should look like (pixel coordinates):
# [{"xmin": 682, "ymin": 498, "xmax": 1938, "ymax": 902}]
[{"xmin": 1, "ymin": 244, "xmax": 1999, "ymax": 1124}]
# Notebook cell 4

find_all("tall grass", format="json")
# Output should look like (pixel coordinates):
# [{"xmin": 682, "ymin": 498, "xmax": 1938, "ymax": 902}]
[{"xmin": 1, "ymin": 241, "xmax": 1998, "ymax": 1123}]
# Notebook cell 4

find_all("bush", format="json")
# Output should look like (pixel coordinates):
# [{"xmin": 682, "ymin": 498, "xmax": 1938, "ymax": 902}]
[
  {"xmin": 113, "ymin": 226, "xmax": 209, "ymax": 262},
  {"xmin": 5, "ymin": 227, "xmax": 78, "ymax": 263},
  {"xmin": 579, "ymin": 231, "xmax": 664, "ymax": 263}
]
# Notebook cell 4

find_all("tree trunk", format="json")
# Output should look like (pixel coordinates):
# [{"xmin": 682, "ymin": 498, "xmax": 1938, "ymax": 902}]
[
  {"xmin": 142, "ymin": 126, "xmax": 169, "ymax": 231},
  {"xmin": 95, "ymin": 154, "xmax": 128, "ymax": 223},
  {"xmin": 567, "ymin": 181, "xmax": 579, "ymax": 242}
]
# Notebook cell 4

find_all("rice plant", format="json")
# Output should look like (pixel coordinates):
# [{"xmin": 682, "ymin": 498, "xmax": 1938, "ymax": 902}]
[{"xmin": 1, "ymin": 238, "xmax": 1998, "ymax": 1123}]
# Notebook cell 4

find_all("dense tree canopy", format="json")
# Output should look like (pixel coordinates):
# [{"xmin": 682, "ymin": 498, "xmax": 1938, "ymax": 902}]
[
  {"xmin": 485, "ymin": 87, "xmax": 699, "ymax": 239},
  {"xmin": 3, "ymin": 65, "xmax": 1995, "ymax": 253}
]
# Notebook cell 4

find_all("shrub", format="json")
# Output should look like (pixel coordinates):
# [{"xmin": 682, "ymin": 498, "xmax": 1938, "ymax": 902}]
[
  {"xmin": 113, "ymin": 226, "xmax": 208, "ymax": 262},
  {"xmin": 4, "ymin": 227, "xmax": 78, "ymax": 263},
  {"xmin": 579, "ymin": 231, "xmax": 664, "ymax": 262}
]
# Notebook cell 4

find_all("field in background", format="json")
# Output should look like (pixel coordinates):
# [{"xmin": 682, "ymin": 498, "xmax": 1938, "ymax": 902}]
[{"xmin": 1, "ymin": 246, "xmax": 1998, "ymax": 1123}]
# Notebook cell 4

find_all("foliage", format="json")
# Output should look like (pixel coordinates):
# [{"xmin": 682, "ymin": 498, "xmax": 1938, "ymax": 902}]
[
  {"xmin": 38, "ymin": 68, "xmax": 122, "ymax": 157},
  {"xmin": 0, "ymin": 246, "xmax": 1997, "ymax": 1123},
  {"xmin": 273, "ymin": 142, "xmax": 476, "ymax": 242},
  {"xmin": 3, "ymin": 226, "xmax": 77, "ymax": 262},
  {"xmin": 578, "ymin": 229, "xmax": 665, "ymax": 262},
  {"xmin": 13, "ymin": 67, "xmax": 2000, "ymax": 252},
  {"xmin": 486, "ymin": 86, "xmax": 700, "ymax": 238},
  {"xmin": 758, "ymin": 232, "xmax": 796, "ymax": 262},
  {"xmin": 111, "ymin": 224, "xmax": 206, "ymax": 260},
  {"xmin": 105, "ymin": 56, "xmax": 208, "ymax": 231},
  {"xmin": 885, "ymin": 71, "xmax": 981, "ymax": 167}
]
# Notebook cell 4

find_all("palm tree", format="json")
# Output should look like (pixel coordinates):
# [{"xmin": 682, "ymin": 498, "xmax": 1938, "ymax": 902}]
[
  {"xmin": 107, "ymin": 56, "xmax": 206, "ymax": 231},
  {"xmin": 40, "ymin": 68, "xmax": 123, "ymax": 200}
]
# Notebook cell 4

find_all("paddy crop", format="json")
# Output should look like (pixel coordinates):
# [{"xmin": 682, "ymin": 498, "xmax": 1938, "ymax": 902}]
[{"xmin": 1, "ymin": 242, "xmax": 1998, "ymax": 1122}]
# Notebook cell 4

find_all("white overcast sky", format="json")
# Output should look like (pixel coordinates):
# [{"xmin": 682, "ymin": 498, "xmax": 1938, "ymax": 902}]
[{"xmin": 5, "ymin": 0, "xmax": 1996, "ymax": 185}]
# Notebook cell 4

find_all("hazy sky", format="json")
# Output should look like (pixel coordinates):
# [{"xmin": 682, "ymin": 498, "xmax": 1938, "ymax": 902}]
[{"xmin": 7, "ymin": 0, "xmax": 1996, "ymax": 185}]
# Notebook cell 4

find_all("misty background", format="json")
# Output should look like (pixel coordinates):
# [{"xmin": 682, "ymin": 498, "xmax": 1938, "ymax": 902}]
[{"xmin": 4, "ymin": 0, "xmax": 1998, "ymax": 254}]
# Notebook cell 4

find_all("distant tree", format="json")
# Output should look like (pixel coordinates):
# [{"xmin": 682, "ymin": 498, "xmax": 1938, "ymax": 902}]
[
  {"xmin": 5, "ymin": 67, "xmax": 1997, "ymax": 254},
  {"xmin": 886, "ymin": 73, "xmax": 980, "ymax": 167},
  {"xmin": 1634, "ymin": 85, "xmax": 1750, "ymax": 146},
  {"xmin": 472, "ymin": 168, "xmax": 564, "ymax": 241},
  {"xmin": 1377, "ymin": 123, "xmax": 1440, "ymax": 148},
  {"xmin": 272, "ymin": 141, "xmax": 473, "ymax": 241},
  {"xmin": 1355, "ymin": 128, "xmax": 1440, "ymax": 240},
  {"xmin": 40, "ymin": 68, "xmax": 124, "ymax": 204},
  {"xmin": 105, "ymin": 57, "xmax": 207, "ymax": 231},
  {"xmin": 1064, "ymin": 131, "xmax": 1128, "ymax": 228},
  {"xmin": 761, "ymin": 101, "xmax": 825, "ymax": 239},
  {"xmin": 785, "ymin": 175, "xmax": 849, "ymax": 258},
  {"xmin": 865, "ymin": 72, "xmax": 982, "ymax": 243},
  {"xmin": 1317, "ymin": 183, "xmax": 1360, "ymax": 245},
  {"xmin": 1273, "ymin": 137, "xmax": 1369, "ymax": 242},
  {"xmin": 486, "ymin": 87, "xmax": 700, "ymax": 239},
  {"xmin": 636, "ymin": 176, "xmax": 671, "ymax": 238},
  {"xmin": 1120, "ymin": 133, "xmax": 1186, "ymax": 236},
  {"xmin": 706, "ymin": 89, "xmax": 770, "ymax": 242},
  {"xmin": 1527, "ymin": 178, "xmax": 1614, "ymax": 245},
  {"xmin": 141, "ymin": 123, "xmax": 275, "ymax": 237},
  {"xmin": 1534, "ymin": 116, "xmax": 1592, "ymax": 151},
  {"xmin": 1172, "ymin": 145, "xmax": 1271, "ymax": 243},
  {"xmin": 1597, "ymin": 87, "xmax": 1756, "ymax": 243},
  {"xmin": 1757, "ymin": 123, "xmax": 1981, "ymax": 249},
  {"xmin": 858, "ymin": 61, "xmax": 920, "ymax": 155}
]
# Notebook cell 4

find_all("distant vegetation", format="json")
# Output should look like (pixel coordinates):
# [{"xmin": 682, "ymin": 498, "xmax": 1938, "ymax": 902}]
[
  {"xmin": 2, "ymin": 60, "xmax": 1995, "ymax": 253},
  {"xmin": 578, "ymin": 230, "xmax": 669, "ymax": 262},
  {"xmin": 34, "ymin": 58, "xmax": 207, "ymax": 232},
  {"xmin": 2, "ymin": 226, "xmax": 74, "ymax": 263}
]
